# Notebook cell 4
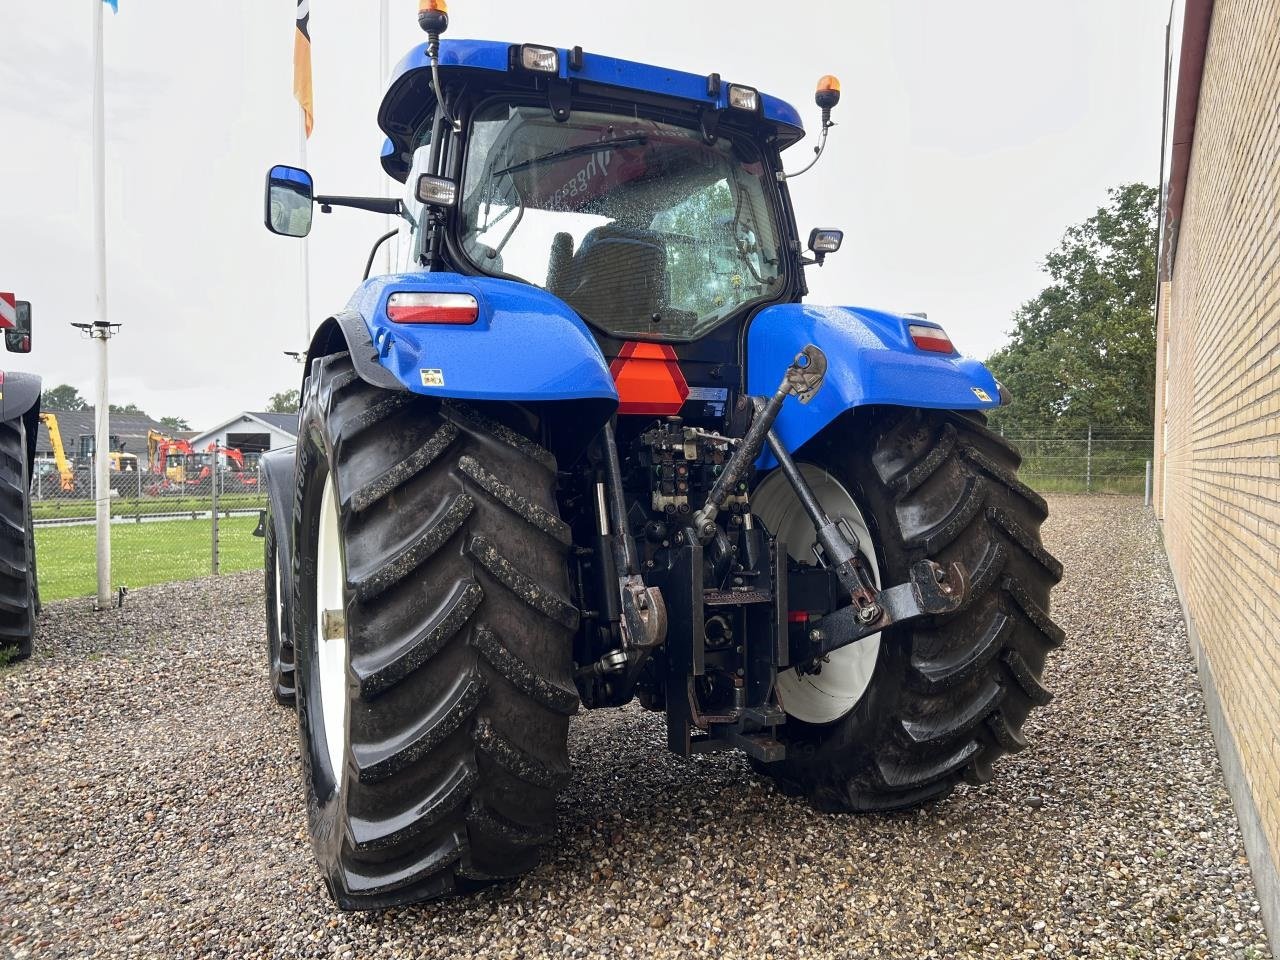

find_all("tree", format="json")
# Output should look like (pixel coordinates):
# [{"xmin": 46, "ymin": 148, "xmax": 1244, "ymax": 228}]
[
  {"xmin": 41, "ymin": 384, "xmax": 86, "ymax": 411},
  {"xmin": 267, "ymin": 389, "xmax": 300, "ymax": 414},
  {"xmin": 160, "ymin": 415, "xmax": 191, "ymax": 431},
  {"xmin": 986, "ymin": 183, "xmax": 1158, "ymax": 434},
  {"xmin": 109, "ymin": 403, "xmax": 147, "ymax": 415}
]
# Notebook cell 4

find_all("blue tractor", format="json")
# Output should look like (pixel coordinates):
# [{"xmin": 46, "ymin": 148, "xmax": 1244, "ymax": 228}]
[{"xmin": 260, "ymin": 5, "xmax": 1062, "ymax": 910}]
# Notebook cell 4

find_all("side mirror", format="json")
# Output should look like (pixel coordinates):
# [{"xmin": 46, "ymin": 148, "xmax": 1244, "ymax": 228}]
[
  {"xmin": 265, "ymin": 165, "xmax": 315, "ymax": 238},
  {"xmin": 808, "ymin": 228, "xmax": 844, "ymax": 265},
  {"xmin": 5, "ymin": 301, "xmax": 32, "ymax": 354}
]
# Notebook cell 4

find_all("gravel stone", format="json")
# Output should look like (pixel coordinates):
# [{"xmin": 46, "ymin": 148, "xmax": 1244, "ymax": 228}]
[{"xmin": 0, "ymin": 496, "xmax": 1273, "ymax": 958}]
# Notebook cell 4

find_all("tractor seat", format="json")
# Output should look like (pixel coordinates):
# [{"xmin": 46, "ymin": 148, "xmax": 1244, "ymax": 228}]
[{"xmin": 553, "ymin": 224, "xmax": 669, "ymax": 329}]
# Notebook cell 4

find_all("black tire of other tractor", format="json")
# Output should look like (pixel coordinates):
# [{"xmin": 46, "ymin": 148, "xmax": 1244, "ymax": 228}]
[
  {"xmin": 0, "ymin": 416, "xmax": 36, "ymax": 662},
  {"xmin": 755, "ymin": 407, "xmax": 1063, "ymax": 812},
  {"xmin": 264, "ymin": 498, "xmax": 296, "ymax": 706},
  {"xmin": 293, "ymin": 353, "xmax": 579, "ymax": 910}
]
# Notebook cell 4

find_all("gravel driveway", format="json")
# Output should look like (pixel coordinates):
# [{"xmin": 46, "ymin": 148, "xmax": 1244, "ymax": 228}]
[{"xmin": 0, "ymin": 496, "xmax": 1273, "ymax": 959}]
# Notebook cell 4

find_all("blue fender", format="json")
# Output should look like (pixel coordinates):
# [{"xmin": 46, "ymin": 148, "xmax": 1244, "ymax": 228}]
[
  {"xmin": 348, "ymin": 272, "xmax": 618, "ymax": 405},
  {"xmin": 747, "ymin": 304, "xmax": 1002, "ymax": 467}
]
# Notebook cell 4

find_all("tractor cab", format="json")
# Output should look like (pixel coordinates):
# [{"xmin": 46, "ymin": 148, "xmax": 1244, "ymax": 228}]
[{"xmin": 376, "ymin": 39, "xmax": 817, "ymax": 346}]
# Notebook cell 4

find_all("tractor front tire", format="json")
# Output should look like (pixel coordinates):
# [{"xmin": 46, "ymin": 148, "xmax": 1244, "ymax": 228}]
[
  {"xmin": 292, "ymin": 354, "xmax": 579, "ymax": 910},
  {"xmin": 0, "ymin": 416, "xmax": 36, "ymax": 663},
  {"xmin": 264, "ymin": 498, "xmax": 296, "ymax": 706},
  {"xmin": 754, "ymin": 407, "xmax": 1063, "ymax": 811}
]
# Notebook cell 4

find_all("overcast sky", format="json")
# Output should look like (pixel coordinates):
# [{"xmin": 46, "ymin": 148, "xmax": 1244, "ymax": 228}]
[{"xmin": 0, "ymin": 1, "xmax": 1169, "ymax": 428}]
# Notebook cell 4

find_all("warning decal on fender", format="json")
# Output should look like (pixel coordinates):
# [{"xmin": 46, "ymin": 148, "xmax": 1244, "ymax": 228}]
[
  {"xmin": 971, "ymin": 387, "xmax": 992, "ymax": 402},
  {"xmin": 420, "ymin": 369, "xmax": 445, "ymax": 387}
]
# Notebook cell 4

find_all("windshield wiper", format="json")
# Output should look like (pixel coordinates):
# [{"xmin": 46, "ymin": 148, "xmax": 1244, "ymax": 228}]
[{"xmin": 495, "ymin": 136, "xmax": 648, "ymax": 177}]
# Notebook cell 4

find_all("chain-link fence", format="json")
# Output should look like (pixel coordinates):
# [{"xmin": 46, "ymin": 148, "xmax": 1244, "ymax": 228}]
[
  {"xmin": 33, "ymin": 455, "xmax": 268, "ymax": 602},
  {"xmin": 30, "ymin": 424, "xmax": 1152, "ymax": 602},
  {"xmin": 1001, "ymin": 426, "xmax": 1153, "ymax": 496}
]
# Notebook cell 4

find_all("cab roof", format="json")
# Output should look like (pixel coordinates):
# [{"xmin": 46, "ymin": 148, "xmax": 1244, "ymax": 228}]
[{"xmin": 378, "ymin": 38, "xmax": 806, "ymax": 183}]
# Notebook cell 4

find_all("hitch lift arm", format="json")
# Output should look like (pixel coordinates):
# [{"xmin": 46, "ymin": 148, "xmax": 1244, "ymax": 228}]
[{"xmin": 792, "ymin": 559, "xmax": 968, "ymax": 664}]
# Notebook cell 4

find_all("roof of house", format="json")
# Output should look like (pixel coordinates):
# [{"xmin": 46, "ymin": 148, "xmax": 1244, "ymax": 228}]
[
  {"xmin": 245, "ymin": 411, "xmax": 299, "ymax": 435},
  {"xmin": 186, "ymin": 410, "xmax": 299, "ymax": 445},
  {"xmin": 35, "ymin": 408, "xmax": 174, "ymax": 460}
]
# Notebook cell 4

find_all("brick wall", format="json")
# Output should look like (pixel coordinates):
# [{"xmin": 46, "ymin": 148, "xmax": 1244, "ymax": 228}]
[{"xmin": 1156, "ymin": 0, "xmax": 1280, "ymax": 894}]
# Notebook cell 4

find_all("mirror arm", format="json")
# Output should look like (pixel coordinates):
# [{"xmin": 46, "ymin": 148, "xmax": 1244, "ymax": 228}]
[{"xmin": 315, "ymin": 195, "xmax": 403, "ymax": 216}]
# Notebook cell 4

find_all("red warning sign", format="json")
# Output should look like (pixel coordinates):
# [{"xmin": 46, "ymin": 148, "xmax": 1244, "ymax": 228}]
[
  {"xmin": 0, "ymin": 293, "xmax": 15, "ymax": 330},
  {"xmin": 609, "ymin": 342, "xmax": 689, "ymax": 416}
]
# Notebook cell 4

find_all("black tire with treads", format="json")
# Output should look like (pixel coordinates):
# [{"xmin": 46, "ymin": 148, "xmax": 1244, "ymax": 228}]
[
  {"xmin": 292, "ymin": 353, "xmax": 579, "ymax": 910},
  {"xmin": 264, "ymin": 497, "xmax": 296, "ymax": 706},
  {"xmin": 0, "ymin": 415, "xmax": 35, "ymax": 662},
  {"xmin": 755, "ymin": 407, "xmax": 1063, "ymax": 811}
]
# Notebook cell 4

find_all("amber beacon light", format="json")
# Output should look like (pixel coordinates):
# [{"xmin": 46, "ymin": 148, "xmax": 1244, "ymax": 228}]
[
  {"xmin": 419, "ymin": 0, "xmax": 449, "ymax": 36},
  {"xmin": 815, "ymin": 75, "xmax": 841, "ymax": 124}
]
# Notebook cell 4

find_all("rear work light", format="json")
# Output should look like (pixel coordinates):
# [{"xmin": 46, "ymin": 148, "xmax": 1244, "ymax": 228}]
[
  {"xmin": 727, "ymin": 84, "xmax": 760, "ymax": 112},
  {"xmin": 908, "ymin": 323, "xmax": 955, "ymax": 354},
  {"xmin": 387, "ymin": 292, "xmax": 479, "ymax": 325},
  {"xmin": 519, "ymin": 44, "xmax": 559, "ymax": 73}
]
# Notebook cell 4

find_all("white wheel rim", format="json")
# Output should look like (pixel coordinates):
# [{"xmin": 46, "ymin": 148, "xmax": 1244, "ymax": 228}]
[
  {"xmin": 315, "ymin": 471, "xmax": 348, "ymax": 791},
  {"xmin": 274, "ymin": 549, "xmax": 286, "ymax": 655},
  {"xmin": 753, "ymin": 464, "xmax": 881, "ymax": 725}
]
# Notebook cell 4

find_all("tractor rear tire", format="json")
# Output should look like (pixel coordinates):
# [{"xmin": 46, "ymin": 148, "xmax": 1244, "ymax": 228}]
[
  {"xmin": 264, "ymin": 497, "xmax": 296, "ymax": 706},
  {"xmin": 753, "ymin": 407, "xmax": 1063, "ymax": 811},
  {"xmin": 0, "ymin": 416, "xmax": 36, "ymax": 663},
  {"xmin": 292, "ymin": 354, "xmax": 579, "ymax": 910}
]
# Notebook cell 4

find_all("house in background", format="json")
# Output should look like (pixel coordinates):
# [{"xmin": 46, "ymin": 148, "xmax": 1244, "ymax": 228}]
[
  {"xmin": 188, "ymin": 411, "xmax": 298, "ymax": 457},
  {"xmin": 1154, "ymin": 0, "xmax": 1280, "ymax": 950}
]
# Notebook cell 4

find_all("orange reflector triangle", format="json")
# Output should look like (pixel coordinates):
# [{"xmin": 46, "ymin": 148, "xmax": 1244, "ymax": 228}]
[{"xmin": 609, "ymin": 342, "xmax": 690, "ymax": 415}]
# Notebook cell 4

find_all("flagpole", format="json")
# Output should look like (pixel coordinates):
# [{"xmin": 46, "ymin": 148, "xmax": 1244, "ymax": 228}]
[
  {"xmin": 299, "ymin": 111, "xmax": 312, "ymax": 346},
  {"xmin": 379, "ymin": 0, "xmax": 393, "ymax": 274},
  {"xmin": 91, "ymin": 0, "xmax": 112, "ymax": 610}
]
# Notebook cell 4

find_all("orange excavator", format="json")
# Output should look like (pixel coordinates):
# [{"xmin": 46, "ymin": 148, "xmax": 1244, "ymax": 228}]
[
  {"xmin": 146, "ymin": 429, "xmax": 197, "ymax": 494},
  {"xmin": 200, "ymin": 443, "xmax": 260, "ymax": 491}
]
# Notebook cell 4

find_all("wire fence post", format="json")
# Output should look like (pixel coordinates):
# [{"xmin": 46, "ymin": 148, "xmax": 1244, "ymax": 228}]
[
  {"xmin": 1086, "ymin": 424, "xmax": 1093, "ymax": 493},
  {"xmin": 211, "ymin": 452, "xmax": 220, "ymax": 576},
  {"xmin": 1145, "ymin": 460, "xmax": 1153, "ymax": 507}
]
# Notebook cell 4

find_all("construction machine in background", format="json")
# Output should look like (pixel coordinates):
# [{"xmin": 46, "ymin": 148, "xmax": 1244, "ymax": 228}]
[
  {"xmin": 38, "ymin": 412, "xmax": 75, "ymax": 493},
  {"xmin": 145, "ymin": 430, "xmax": 197, "ymax": 494},
  {"xmin": 202, "ymin": 443, "xmax": 260, "ymax": 492}
]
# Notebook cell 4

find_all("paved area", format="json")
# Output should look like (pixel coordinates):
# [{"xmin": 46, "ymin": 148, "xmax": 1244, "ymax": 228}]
[{"xmin": 0, "ymin": 496, "xmax": 1272, "ymax": 958}]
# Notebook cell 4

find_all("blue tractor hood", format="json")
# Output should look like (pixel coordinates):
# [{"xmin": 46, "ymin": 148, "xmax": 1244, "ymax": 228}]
[{"xmin": 378, "ymin": 39, "xmax": 806, "ymax": 183}]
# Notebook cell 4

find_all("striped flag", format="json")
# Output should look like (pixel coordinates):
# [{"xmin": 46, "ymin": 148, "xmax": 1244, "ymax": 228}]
[
  {"xmin": 294, "ymin": 0, "xmax": 313, "ymax": 138},
  {"xmin": 0, "ymin": 293, "xmax": 15, "ymax": 331}
]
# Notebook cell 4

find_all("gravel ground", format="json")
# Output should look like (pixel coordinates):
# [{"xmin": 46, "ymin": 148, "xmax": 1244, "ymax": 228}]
[{"xmin": 0, "ymin": 495, "xmax": 1273, "ymax": 959}]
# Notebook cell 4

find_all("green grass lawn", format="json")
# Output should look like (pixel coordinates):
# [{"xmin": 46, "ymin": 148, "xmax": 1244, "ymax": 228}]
[
  {"xmin": 36, "ymin": 516, "xmax": 264, "ymax": 601},
  {"xmin": 33, "ymin": 493, "xmax": 266, "ymax": 523}
]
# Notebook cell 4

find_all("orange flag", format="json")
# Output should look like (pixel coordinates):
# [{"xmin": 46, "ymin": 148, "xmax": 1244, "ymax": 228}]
[{"xmin": 294, "ymin": 0, "xmax": 313, "ymax": 137}]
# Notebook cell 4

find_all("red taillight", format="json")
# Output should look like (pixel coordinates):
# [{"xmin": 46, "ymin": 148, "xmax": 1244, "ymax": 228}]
[
  {"xmin": 386, "ymin": 292, "xmax": 478, "ymax": 325},
  {"xmin": 908, "ymin": 323, "xmax": 955, "ymax": 354},
  {"xmin": 787, "ymin": 610, "xmax": 809, "ymax": 624}
]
